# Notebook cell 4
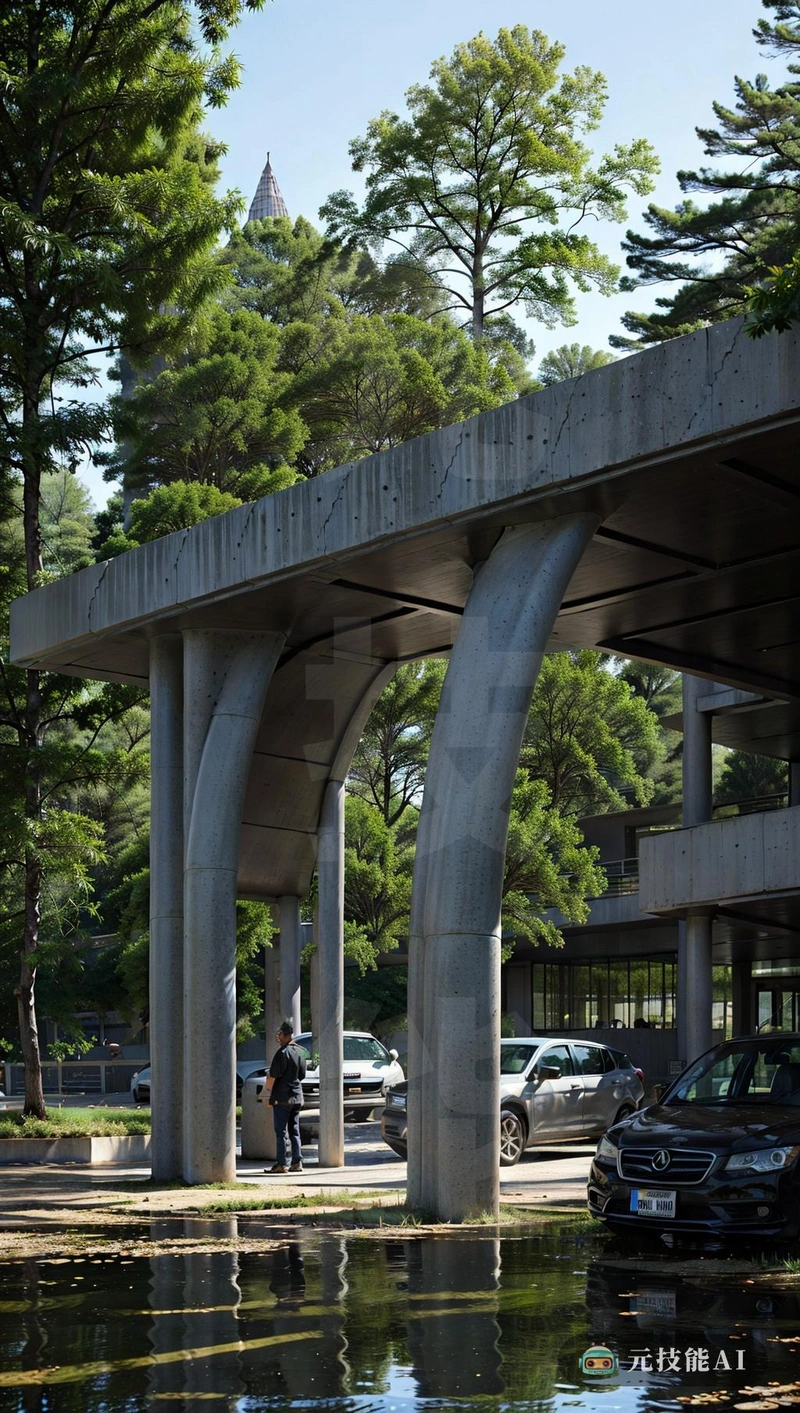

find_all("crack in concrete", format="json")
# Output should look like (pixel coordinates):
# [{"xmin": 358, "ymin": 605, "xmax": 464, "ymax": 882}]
[
  {"xmin": 320, "ymin": 463, "xmax": 355, "ymax": 549},
  {"xmin": 86, "ymin": 560, "xmax": 110, "ymax": 629},
  {"xmin": 234, "ymin": 500, "xmax": 259, "ymax": 556},
  {"xmin": 551, "ymin": 380, "xmax": 579, "ymax": 460},
  {"xmin": 438, "ymin": 430, "xmax": 463, "ymax": 497},
  {"xmin": 710, "ymin": 322, "xmax": 742, "ymax": 384},
  {"xmin": 172, "ymin": 529, "xmax": 190, "ymax": 585},
  {"xmin": 683, "ymin": 324, "xmax": 742, "ymax": 441}
]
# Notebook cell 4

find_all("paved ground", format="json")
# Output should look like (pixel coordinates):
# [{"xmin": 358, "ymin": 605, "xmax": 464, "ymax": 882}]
[{"xmin": 0, "ymin": 1121, "xmax": 593, "ymax": 1226}]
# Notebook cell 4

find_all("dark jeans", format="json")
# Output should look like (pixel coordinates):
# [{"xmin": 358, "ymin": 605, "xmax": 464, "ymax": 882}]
[{"xmin": 273, "ymin": 1103, "xmax": 302, "ymax": 1166}]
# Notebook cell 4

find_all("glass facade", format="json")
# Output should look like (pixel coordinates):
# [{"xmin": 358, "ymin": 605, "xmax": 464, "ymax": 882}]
[{"xmin": 523, "ymin": 958, "xmax": 732, "ymax": 1034}]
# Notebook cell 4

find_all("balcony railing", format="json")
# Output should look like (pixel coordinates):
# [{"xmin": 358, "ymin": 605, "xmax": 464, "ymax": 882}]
[{"xmin": 596, "ymin": 857, "xmax": 640, "ymax": 898}]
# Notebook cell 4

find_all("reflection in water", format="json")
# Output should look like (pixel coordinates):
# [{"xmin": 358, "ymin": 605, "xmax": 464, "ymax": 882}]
[{"xmin": 0, "ymin": 1221, "xmax": 798, "ymax": 1411}]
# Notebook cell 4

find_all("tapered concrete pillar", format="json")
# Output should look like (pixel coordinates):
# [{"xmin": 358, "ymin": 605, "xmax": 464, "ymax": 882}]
[
  {"xmin": 149, "ymin": 635, "xmax": 184, "ymax": 1180},
  {"xmin": 264, "ymin": 943, "xmax": 282, "ymax": 1046},
  {"xmin": 679, "ymin": 674, "xmax": 714, "ymax": 1063},
  {"xmin": 408, "ymin": 514, "xmax": 598, "ymax": 1221},
  {"xmin": 279, "ymin": 896, "xmax": 303, "ymax": 1036},
  {"xmin": 183, "ymin": 629, "xmax": 285, "ymax": 1183},
  {"xmin": 317, "ymin": 778, "xmax": 344, "ymax": 1167}
]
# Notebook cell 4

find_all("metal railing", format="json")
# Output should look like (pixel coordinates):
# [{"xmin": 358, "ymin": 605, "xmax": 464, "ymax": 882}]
[
  {"xmin": 597, "ymin": 857, "xmax": 640, "ymax": 896},
  {"xmin": 2, "ymin": 1061, "xmax": 140, "ymax": 1098}
]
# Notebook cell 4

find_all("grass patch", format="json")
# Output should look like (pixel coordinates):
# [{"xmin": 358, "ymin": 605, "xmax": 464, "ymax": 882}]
[
  {"xmin": 198, "ymin": 1189, "xmax": 398, "ymax": 1213},
  {"xmin": 0, "ymin": 1108, "xmax": 150, "ymax": 1138}
]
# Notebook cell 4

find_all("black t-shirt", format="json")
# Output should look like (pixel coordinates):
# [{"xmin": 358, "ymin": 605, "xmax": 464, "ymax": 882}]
[{"xmin": 269, "ymin": 1042, "xmax": 306, "ymax": 1106}]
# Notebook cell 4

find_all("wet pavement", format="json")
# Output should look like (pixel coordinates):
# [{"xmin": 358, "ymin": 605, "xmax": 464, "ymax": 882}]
[{"xmin": 0, "ymin": 1120, "xmax": 594, "ymax": 1223}]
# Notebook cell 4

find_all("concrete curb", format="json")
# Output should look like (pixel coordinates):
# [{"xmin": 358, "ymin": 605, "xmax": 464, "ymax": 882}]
[{"xmin": 0, "ymin": 1134, "xmax": 151, "ymax": 1165}]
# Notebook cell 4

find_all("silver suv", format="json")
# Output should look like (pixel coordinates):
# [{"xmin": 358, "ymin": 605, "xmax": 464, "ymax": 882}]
[
  {"xmin": 380, "ymin": 1036, "xmax": 643, "ymax": 1165},
  {"xmin": 499, "ymin": 1037, "xmax": 644, "ymax": 1164}
]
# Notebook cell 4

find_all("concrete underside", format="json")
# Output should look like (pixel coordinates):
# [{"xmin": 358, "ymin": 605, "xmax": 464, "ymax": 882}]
[{"xmin": 12, "ymin": 317, "xmax": 800, "ymax": 902}]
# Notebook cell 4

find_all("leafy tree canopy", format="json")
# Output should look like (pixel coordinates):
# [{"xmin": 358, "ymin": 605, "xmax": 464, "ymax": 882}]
[
  {"xmin": 616, "ymin": 0, "xmax": 800, "ymax": 346},
  {"xmin": 537, "ymin": 344, "xmax": 615, "ymax": 386},
  {"xmin": 100, "ymin": 308, "xmax": 306, "ymax": 497},
  {"xmin": 321, "ymin": 25, "xmax": 658, "ymax": 340}
]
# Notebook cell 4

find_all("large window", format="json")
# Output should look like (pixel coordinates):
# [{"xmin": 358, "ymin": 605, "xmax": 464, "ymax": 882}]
[{"xmin": 529, "ymin": 958, "xmax": 681, "ymax": 1031}]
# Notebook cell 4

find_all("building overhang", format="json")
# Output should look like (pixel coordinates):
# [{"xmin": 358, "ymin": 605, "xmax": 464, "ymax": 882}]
[{"xmin": 11, "ymin": 316, "xmax": 800, "ymax": 899}]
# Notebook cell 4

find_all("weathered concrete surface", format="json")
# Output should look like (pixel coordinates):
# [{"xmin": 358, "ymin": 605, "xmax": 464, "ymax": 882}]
[
  {"xmin": 149, "ymin": 634, "xmax": 184, "ymax": 1181},
  {"xmin": 409, "ymin": 515, "xmax": 598, "ymax": 1221},
  {"xmin": 640, "ymin": 805, "xmax": 800, "ymax": 913},
  {"xmin": 0, "ymin": 1135, "xmax": 151, "ymax": 1165},
  {"xmin": 10, "ymin": 319, "xmax": 800, "ymax": 904}
]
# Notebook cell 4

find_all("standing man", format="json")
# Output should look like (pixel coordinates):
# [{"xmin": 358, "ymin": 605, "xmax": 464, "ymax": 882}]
[{"xmin": 265, "ymin": 1019, "xmax": 306, "ymax": 1174}]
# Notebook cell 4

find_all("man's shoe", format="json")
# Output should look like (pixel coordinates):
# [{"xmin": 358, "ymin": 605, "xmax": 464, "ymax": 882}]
[
  {"xmin": 266, "ymin": 1164, "xmax": 287, "ymax": 1174},
  {"xmin": 289, "ymin": 1162, "xmax": 303, "ymax": 1173}
]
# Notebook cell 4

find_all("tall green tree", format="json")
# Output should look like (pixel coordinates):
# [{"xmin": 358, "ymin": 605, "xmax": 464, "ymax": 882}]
[
  {"xmin": 349, "ymin": 662, "xmax": 446, "ymax": 826},
  {"xmin": 616, "ymin": 0, "xmax": 800, "ymax": 346},
  {"xmin": 521, "ymin": 652, "xmax": 661, "ymax": 817},
  {"xmin": 100, "ymin": 308, "xmax": 306, "ymax": 497},
  {"xmin": 322, "ymin": 25, "xmax": 658, "ymax": 341},
  {"xmin": 0, "ymin": 0, "xmax": 265, "ymax": 1115},
  {"xmin": 537, "ymin": 344, "xmax": 615, "ymax": 386}
]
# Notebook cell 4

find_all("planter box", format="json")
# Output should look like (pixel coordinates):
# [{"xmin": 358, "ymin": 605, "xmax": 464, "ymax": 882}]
[{"xmin": 0, "ymin": 1133, "xmax": 150, "ymax": 1165}]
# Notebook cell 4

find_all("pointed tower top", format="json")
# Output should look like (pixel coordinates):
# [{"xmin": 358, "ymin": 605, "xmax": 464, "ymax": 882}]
[{"xmin": 247, "ymin": 153, "xmax": 290, "ymax": 223}]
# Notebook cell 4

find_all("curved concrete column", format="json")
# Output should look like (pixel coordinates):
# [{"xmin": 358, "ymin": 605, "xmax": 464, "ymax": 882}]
[
  {"xmin": 149, "ymin": 635, "xmax": 184, "ymax": 1180},
  {"xmin": 183, "ymin": 630, "xmax": 285, "ymax": 1183},
  {"xmin": 317, "ymin": 778, "xmax": 345, "ymax": 1167},
  {"xmin": 279, "ymin": 896, "xmax": 302, "ymax": 1036},
  {"xmin": 408, "ymin": 514, "xmax": 598, "ymax": 1221}
]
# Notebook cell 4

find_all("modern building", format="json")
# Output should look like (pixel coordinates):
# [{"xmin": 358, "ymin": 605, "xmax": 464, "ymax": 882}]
[{"xmin": 504, "ymin": 681, "xmax": 800, "ymax": 1089}]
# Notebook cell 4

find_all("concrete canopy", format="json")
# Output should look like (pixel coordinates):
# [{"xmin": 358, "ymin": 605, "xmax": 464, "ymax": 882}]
[{"xmin": 11, "ymin": 317, "xmax": 800, "ymax": 902}]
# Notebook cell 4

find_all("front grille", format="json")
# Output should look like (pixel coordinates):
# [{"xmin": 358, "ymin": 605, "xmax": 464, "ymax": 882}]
[
  {"xmin": 344, "ymin": 1080, "xmax": 383, "ymax": 1095},
  {"xmin": 619, "ymin": 1147, "xmax": 717, "ymax": 1185}
]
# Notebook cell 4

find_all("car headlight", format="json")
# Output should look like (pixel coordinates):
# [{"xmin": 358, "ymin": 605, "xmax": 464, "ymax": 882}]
[
  {"xmin": 596, "ymin": 1134, "xmax": 619, "ymax": 1162},
  {"xmin": 725, "ymin": 1146, "xmax": 800, "ymax": 1174}
]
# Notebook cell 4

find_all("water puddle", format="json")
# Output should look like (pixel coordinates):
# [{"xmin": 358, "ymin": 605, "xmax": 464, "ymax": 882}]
[{"xmin": 0, "ymin": 1218, "xmax": 798, "ymax": 1410}]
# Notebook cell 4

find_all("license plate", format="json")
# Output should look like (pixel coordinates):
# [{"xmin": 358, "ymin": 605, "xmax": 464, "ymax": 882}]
[
  {"xmin": 347, "ymin": 1087, "xmax": 362, "ymax": 1094},
  {"xmin": 636, "ymin": 1290, "xmax": 677, "ymax": 1317},
  {"xmin": 630, "ymin": 1188, "xmax": 676, "ymax": 1218}
]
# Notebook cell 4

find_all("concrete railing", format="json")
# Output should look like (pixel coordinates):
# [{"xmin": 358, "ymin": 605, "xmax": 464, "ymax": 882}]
[{"xmin": 639, "ymin": 806, "xmax": 800, "ymax": 915}]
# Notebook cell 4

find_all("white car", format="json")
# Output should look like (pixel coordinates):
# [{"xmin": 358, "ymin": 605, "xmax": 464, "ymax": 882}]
[
  {"xmin": 129, "ymin": 1060, "xmax": 267, "ymax": 1105},
  {"xmin": 249, "ymin": 1031, "xmax": 405, "ymax": 1120}
]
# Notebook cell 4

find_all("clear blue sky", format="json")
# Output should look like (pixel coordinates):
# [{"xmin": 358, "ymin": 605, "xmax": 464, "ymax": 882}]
[{"xmin": 86, "ymin": 0, "xmax": 774, "ymax": 505}]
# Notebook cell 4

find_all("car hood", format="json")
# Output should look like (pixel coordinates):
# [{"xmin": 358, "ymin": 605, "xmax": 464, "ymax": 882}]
[
  {"xmin": 614, "ymin": 1102, "xmax": 800, "ymax": 1152},
  {"xmin": 303, "ymin": 1062, "xmax": 396, "ymax": 1081}
]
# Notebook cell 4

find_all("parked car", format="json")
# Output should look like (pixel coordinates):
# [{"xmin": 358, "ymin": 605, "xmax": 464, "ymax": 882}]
[
  {"xmin": 129, "ymin": 1060, "xmax": 267, "ymax": 1105},
  {"xmin": 588, "ymin": 1033, "xmax": 800, "ymax": 1238},
  {"xmin": 248, "ymin": 1031, "xmax": 405, "ymax": 1120},
  {"xmin": 380, "ymin": 1037, "xmax": 644, "ymax": 1164}
]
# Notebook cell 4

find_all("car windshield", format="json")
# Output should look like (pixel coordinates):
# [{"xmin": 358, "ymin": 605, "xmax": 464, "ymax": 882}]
[
  {"xmin": 343, "ymin": 1037, "xmax": 390, "ymax": 1063},
  {"xmin": 500, "ymin": 1044, "xmax": 537, "ymax": 1075},
  {"xmin": 667, "ymin": 1041, "xmax": 800, "ymax": 1106}
]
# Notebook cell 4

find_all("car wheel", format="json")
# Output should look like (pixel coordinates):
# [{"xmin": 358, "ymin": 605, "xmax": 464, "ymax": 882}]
[
  {"xmin": 349, "ymin": 1111, "xmax": 372, "ymax": 1123},
  {"xmin": 499, "ymin": 1108, "xmax": 526, "ymax": 1166},
  {"xmin": 615, "ymin": 1103, "xmax": 635, "ymax": 1124},
  {"xmin": 385, "ymin": 1140, "xmax": 407, "ymax": 1160}
]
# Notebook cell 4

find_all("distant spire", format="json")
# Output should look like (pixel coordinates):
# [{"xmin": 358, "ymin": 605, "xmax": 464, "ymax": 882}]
[{"xmin": 247, "ymin": 152, "xmax": 289, "ymax": 222}]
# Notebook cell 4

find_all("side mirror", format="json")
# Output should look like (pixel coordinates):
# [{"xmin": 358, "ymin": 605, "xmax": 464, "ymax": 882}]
[
  {"xmin": 537, "ymin": 1064, "xmax": 561, "ymax": 1082},
  {"xmin": 389, "ymin": 1049, "xmax": 399, "ymax": 1061}
]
